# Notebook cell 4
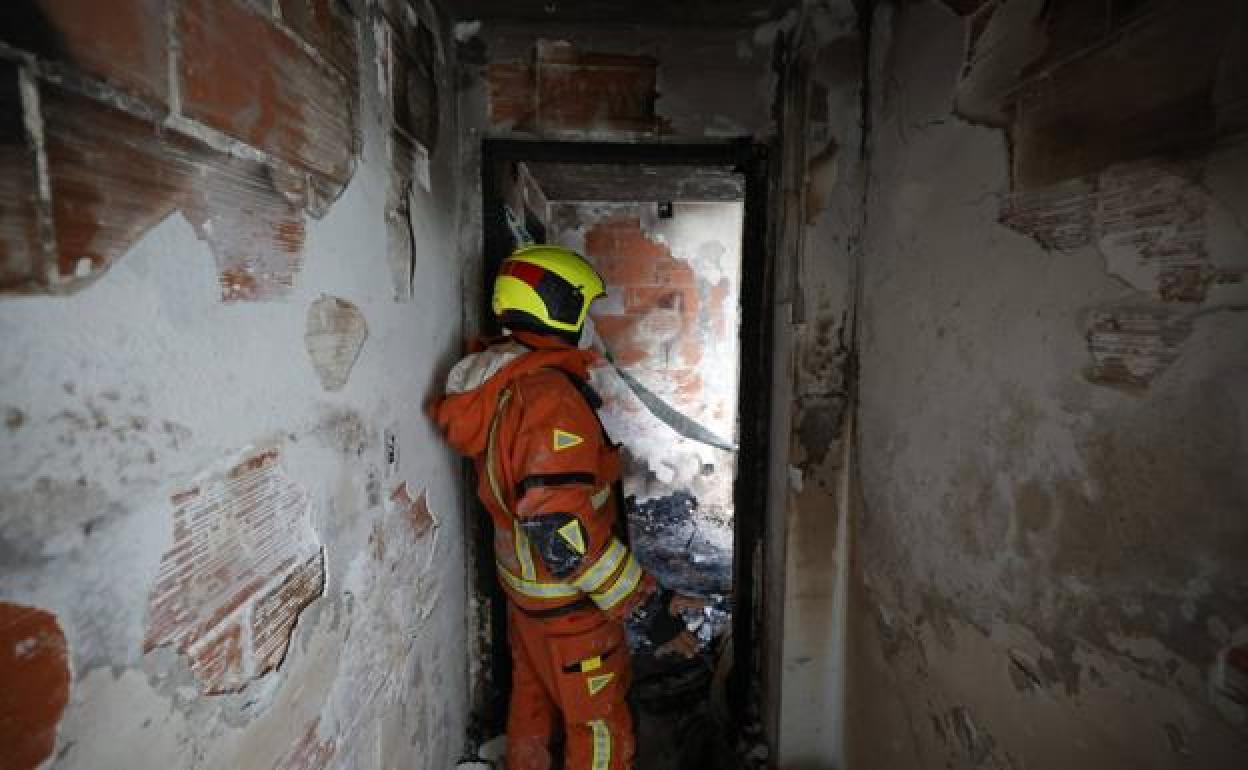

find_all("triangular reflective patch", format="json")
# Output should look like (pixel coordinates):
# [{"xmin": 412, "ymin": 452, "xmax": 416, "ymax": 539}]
[
  {"xmin": 557, "ymin": 520, "xmax": 586, "ymax": 554},
  {"xmin": 553, "ymin": 429, "xmax": 584, "ymax": 451},
  {"xmin": 587, "ymin": 672, "xmax": 615, "ymax": 696}
]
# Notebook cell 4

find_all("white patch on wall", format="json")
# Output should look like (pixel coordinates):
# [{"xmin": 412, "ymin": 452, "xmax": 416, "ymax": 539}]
[{"xmin": 305, "ymin": 294, "xmax": 369, "ymax": 392}]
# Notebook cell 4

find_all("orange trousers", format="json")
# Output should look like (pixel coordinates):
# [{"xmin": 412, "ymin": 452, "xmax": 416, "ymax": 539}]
[{"xmin": 506, "ymin": 604, "xmax": 634, "ymax": 770}]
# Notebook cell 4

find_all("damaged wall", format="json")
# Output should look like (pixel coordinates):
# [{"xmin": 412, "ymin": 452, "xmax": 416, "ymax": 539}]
[
  {"xmin": 0, "ymin": 2, "xmax": 469, "ymax": 769},
  {"xmin": 849, "ymin": 1, "xmax": 1248, "ymax": 768}
]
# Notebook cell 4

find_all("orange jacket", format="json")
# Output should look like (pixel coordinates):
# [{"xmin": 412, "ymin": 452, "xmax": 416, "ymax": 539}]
[{"xmin": 436, "ymin": 334, "xmax": 656, "ymax": 620}]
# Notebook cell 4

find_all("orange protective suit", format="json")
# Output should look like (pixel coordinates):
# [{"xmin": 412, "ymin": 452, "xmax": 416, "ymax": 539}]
[{"xmin": 437, "ymin": 333, "xmax": 658, "ymax": 770}]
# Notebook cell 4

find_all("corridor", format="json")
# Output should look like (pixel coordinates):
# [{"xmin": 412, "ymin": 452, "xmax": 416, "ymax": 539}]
[{"xmin": 1, "ymin": 1, "xmax": 1246, "ymax": 769}]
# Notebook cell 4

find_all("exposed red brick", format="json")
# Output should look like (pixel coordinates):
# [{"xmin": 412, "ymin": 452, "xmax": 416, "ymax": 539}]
[
  {"xmin": 190, "ymin": 621, "xmax": 245, "ymax": 691},
  {"xmin": 577, "ymin": 213, "xmax": 726, "ymax": 424},
  {"xmin": 2, "ymin": 0, "xmax": 170, "ymax": 106},
  {"xmin": 651, "ymin": 256, "xmax": 696, "ymax": 288},
  {"xmin": 41, "ymin": 86, "xmax": 191, "ymax": 282},
  {"xmin": 183, "ymin": 156, "xmax": 308, "ymax": 302},
  {"xmin": 40, "ymin": 85, "xmax": 308, "ymax": 299},
  {"xmin": 488, "ymin": 63, "xmax": 536, "ymax": 129},
  {"xmin": 536, "ymin": 43, "xmax": 658, "ymax": 133},
  {"xmin": 279, "ymin": 0, "xmax": 359, "ymax": 81},
  {"xmin": 219, "ymin": 267, "xmax": 261, "ymax": 301},
  {"xmin": 998, "ymin": 177, "xmax": 1095, "ymax": 251},
  {"xmin": 251, "ymin": 553, "xmax": 325, "ymax": 674},
  {"xmin": 0, "ymin": 601, "xmax": 70, "ymax": 770},
  {"xmin": 145, "ymin": 448, "xmax": 323, "ymax": 694},
  {"xmin": 489, "ymin": 42, "xmax": 660, "ymax": 133},
  {"xmin": 590, "ymin": 314, "xmax": 646, "ymax": 366},
  {"xmin": 179, "ymin": 0, "xmax": 354, "ymax": 184},
  {"xmin": 1084, "ymin": 307, "xmax": 1193, "ymax": 390},
  {"xmin": 1002, "ymin": 160, "xmax": 1226, "ymax": 304},
  {"xmin": 593, "ymin": 253, "xmax": 657, "ymax": 287},
  {"xmin": 624, "ymin": 286, "xmax": 699, "ymax": 316}
]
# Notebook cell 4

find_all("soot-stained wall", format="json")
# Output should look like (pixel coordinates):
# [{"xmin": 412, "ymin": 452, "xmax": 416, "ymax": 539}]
[
  {"xmin": 0, "ymin": 2, "xmax": 469, "ymax": 769},
  {"xmin": 848, "ymin": 2, "xmax": 1248, "ymax": 768}
]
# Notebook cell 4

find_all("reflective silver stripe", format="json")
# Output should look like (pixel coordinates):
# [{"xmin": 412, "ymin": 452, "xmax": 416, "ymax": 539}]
[
  {"xmin": 513, "ymin": 518, "xmax": 537, "ymax": 581},
  {"xmin": 572, "ymin": 538, "xmax": 627, "ymax": 593},
  {"xmin": 591, "ymin": 485, "xmax": 611, "ymax": 510},
  {"xmin": 588, "ymin": 719, "xmax": 611, "ymax": 770},
  {"xmin": 591, "ymin": 553, "xmax": 642, "ymax": 611},
  {"xmin": 496, "ymin": 561, "xmax": 580, "ymax": 599}
]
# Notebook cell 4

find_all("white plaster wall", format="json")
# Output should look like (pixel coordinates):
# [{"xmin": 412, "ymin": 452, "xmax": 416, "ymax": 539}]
[{"xmin": 0, "ymin": 7, "xmax": 470, "ymax": 770}]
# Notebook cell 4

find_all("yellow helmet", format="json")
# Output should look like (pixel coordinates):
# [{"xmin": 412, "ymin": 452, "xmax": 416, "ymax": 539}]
[{"xmin": 492, "ymin": 245, "xmax": 606, "ymax": 341}]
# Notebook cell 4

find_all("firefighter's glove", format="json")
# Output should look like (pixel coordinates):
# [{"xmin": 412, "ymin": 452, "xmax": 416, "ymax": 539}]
[{"xmin": 634, "ymin": 588, "xmax": 698, "ymax": 657}]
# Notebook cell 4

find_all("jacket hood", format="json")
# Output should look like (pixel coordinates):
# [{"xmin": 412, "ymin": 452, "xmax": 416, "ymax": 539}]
[{"xmin": 435, "ymin": 341, "xmax": 598, "ymax": 457}]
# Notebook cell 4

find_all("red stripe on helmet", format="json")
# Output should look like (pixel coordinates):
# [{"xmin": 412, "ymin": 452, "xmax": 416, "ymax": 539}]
[{"xmin": 502, "ymin": 260, "xmax": 545, "ymax": 288}]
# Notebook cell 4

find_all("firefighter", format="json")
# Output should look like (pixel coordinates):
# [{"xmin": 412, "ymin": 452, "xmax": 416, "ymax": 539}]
[{"xmin": 436, "ymin": 245, "xmax": 700, "ymax": 770}]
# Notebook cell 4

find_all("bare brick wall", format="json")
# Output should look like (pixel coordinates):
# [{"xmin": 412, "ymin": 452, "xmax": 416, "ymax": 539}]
[{"xmin": 0, "ymin": 0, "xmax": 359, "ymax": 298}]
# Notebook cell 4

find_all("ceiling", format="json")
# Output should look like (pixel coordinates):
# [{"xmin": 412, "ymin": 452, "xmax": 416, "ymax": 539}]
[
  {"xmin": 450, "ymin": 1, "xmax": 798, "ymax": 28},
  {"xmin": 524, "ymin": 163, "xmax": 745, "ymax": 203}
]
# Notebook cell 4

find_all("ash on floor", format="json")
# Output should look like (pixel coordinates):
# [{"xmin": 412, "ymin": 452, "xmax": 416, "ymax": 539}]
[{"xmin": 627, "ymin": 491, "xmax": 732, "ymax": 595}]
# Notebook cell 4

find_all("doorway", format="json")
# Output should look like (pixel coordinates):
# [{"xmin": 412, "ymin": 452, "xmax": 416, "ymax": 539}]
[{"xmin": 475, "ymin": 140, "xmax": 771, "ymax": 766}]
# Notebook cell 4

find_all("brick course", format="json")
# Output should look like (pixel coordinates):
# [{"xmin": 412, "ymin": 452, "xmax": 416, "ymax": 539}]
[
  {"xmin": 145, "ymin": 448, "xmax": 325, "ymax": 694},
  {"xmin": 179, "ymin": 0, "xmax": 355, "ymax": 184}
]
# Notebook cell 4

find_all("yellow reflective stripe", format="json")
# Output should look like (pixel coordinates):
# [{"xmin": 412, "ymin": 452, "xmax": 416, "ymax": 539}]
[
  {"xmin": 591, "ymin": 553, "xmax": 642, "ymax": 611},
  {"xmin": 513, "ymin": 518, "xmax": 537, "ymax": 581},
  {"xmin": 496, "ymin": 561, "xmax": 580, "ymax": 599},
  {"xmin": 591, "ymin": 486, "xmax": 611, "ymax": 510},
  {"xmin": 485, "ymin": 389, "xmax": 514, "ymax": 517},
  {"xmin": 572, "ymin": 538, "xmax": 627, "ymax": 593},
  {"xmin": 588, "ymin": 719, "xmax": 611, "ymax": 770}
]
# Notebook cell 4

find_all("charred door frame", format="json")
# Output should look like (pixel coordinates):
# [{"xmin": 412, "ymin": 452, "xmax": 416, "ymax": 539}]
[{"xmin": 477, "ymin": 138, "xmax": 772, "ymax": 735}]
